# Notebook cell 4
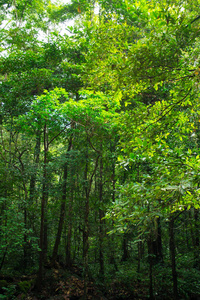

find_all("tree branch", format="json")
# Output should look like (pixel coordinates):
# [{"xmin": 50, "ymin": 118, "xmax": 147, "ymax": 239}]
[{"xmin": 144, "ymin": 88, "xmax": 192, "ymax": 131}]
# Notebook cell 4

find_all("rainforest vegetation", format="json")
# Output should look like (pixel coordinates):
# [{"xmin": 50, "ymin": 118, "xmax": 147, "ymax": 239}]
[{"xmin": 0, "ymin": 0, "xmax": 200, "ymax": 299}]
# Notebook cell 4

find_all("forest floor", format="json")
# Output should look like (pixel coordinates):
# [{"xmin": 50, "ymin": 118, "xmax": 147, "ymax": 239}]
[{"xmin": 0, "ymin": 264, "xmax": 148, "ymax": 299}]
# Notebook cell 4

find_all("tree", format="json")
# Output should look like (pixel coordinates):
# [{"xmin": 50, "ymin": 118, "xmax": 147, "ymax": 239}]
[{"xmin": 1, "ymin": 0, "xmax": 200, "ymax": 299}]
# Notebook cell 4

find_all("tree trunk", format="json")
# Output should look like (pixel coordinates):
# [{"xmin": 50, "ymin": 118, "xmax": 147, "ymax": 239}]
[
  {"xmin": 122, "ymin": 235, "xmax": 129, "ymax": 261},
  {"xmin": 29, "ymin": 133, "xmax": 41, "ymax": 206},
  {"xmin": 194, "ymin": 209, "xmax": 200, "ymax": 269},
  {"xmin": 66, "ymin": 196, "xmax": 73, "ymax": 267},
  {"xmin": 66, "ymin": 141, "xmax": 74, "ymax": 268},
  {"xmin": 109, "ymin": 143, "xmax": 118, "ymax": 270},
  {"xmin": 184, "ymin": 211, "xmax": 190, "ymax": 251},
  {"xmin": 17, "ymin": 150, "xmax": 29, "ymax": 271},
  {"xmin": 147, "ymin": 235, "xmax": 154, "ymax": 300},
  {"xmin": 149, "ymin": 257, "xmax": 154, "ymax": 300},
  {"xmin": 23, "ymin": 192, "xmax": 28, "ymax": 270},
  {"xmin": 83, "ymin": 145, "xmax": 100, "ymax": 300},
  {"xmin": 51, "ymin": 138, "xmax": 73, "ymax": 266},
  {"xmin": 0, "ymin": 246, "xmax": 7, "ymax": 271},
  {"xmin": 36, "ymin": 124, "xmax": 48, "ymax": 289},
  {"xmin": 83, "ymin": 147, "xmax": 89, "ymax": 300},
  {"xmin": 169, "ymin": 216, "xmax": 178, "ymax": 300},
  {"xmin": 156, "ymin": 217, "xmax": 163, "ymax": 262},
  {"xmin": 99, "ymin": 154, "xmax": 104, "ymax": 279},
  {"xmin": 137, "ymin": 241, "xmax": 143, "ymax": 273},
  {"xmin": 66, "ymin": 171, "xmax": 74, "ymax": 268}
]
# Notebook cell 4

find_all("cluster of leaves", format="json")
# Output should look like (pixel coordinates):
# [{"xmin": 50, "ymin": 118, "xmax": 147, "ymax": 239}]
[{"xmin": 1, "ymin": 0, "xmax": 200, "ymax": 299}]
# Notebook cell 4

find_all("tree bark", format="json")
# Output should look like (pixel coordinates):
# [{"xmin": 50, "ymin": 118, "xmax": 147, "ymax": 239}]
[
  {"xmin": 109, "ymin": 141, "xmax": 118, "ymax": 269},
  {"xmin": 83, "ymin": 146, "xmax": 100, "ymax": 300},
  {"xmin": 147, "ymin": 235, "xmax": 154, "ymax": 300},
  {"xmin": 137, "ymin": 241, "xmax": 143, "ymax": 273},
  {"xmin": 36, "ymin": 124, "xmax": 48, "ymax": 289},
  {"xmin": 66, "ymin": 142, "xmax": 74, "ymax": 268},
  {"xmin": 83, "ymin": 150, "xmax": 89, "ymax": 300},
  {"xmin": 0, "ymin": 246, "xmax": 7, "ymax": 271},
  {"xmin": 156, "ymin": 217, "xmax": 163, "ymax": 262},
  {"xmin": 122, "ymin": 235, "xmax": 129, "ymax": 261},
  {"xmin": 29, "ymin": 132, "xmax": 41, "ymax": 206},
  {"xmin": 194, "ymin": 209, "xmax": 200, "ymax": 269},
  {"xmin": 99, "ymin": 154, "xmax": 104, "ymax": 279},
  {"xmin": 51, "ymin": 137, "xmax": 73, "ymax": 266},
  {"xmin": 169, "ymin": 216, "xmax": 178, "ymax": 300},
  {"xmin": 66, "ymin": 194, "xmax": 73, "ymax": 267}
]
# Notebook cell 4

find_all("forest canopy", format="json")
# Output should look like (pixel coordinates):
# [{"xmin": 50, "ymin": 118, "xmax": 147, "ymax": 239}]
[{"xmin": 0, "ymin": 0, "xmax": 200, "ymax": 299}]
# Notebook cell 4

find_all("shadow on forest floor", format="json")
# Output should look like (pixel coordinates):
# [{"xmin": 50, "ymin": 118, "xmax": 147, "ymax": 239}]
[{"xmin": 0, "ymin": 264, "xmax": 148, "ymax": 300}]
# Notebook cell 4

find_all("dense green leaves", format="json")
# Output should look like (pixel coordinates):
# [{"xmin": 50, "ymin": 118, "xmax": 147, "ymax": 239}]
[{"xmin": 1, "ymin": 0, "xmax": 200, "ymax": 299}]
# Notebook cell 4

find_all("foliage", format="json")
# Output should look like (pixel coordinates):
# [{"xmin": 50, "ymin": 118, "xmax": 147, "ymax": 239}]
[{"xmin": 0, "ymin": 0, "xmax": 200, "ymax": 299}]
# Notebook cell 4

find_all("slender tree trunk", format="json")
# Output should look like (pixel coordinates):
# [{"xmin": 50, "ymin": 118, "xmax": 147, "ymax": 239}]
[
  {"xmin": 169, "ymin": 216, "xmax": 178, "ymax": 300},
  {"xmin": 149, "ymin": 257, "xmax": 154, "ymax": 300},
  {"xmin": 43, "ymin": 215, "xmax": 48, "ymax": 264},
  {"xmin": 51, "ymin": 138, "xmax": 73, "ymax": 266},
  {"xmin": 23, "ymin": 190, "xmax": 28, "ymax": 270},
  {"xmin": 122, "ymin": 235, "xmax": 129, "ymax": 261},
  {"xmin": 36, "ymin": 124, "xmax": 48, "ymax": 288},
  {"xmin": 66, "ymin": 140, "xmax": 74, "ymax": 268},
  {"xmin": 51, "ymin": 169, "xmax": 67, "ymax": 265},
  {"xmin": 83, "ymin": 146, "xmax": 89, "ymax": 300},
  {"xmin": 194, "ymin": 209, "xmax": 200, "ymax": 269},
  {"xmin": 151, "ymin": 216, "xmax": 163, "ymax": 264},
  {"xmin": 83, "ymin": 145, "xmax": 100, "ymax": 300},
  {"xmin": 0, "ymin": 246, "xmax": 7, "ymax": 271},
  {"xmin": 189, "ymin": 210, "xmax": 195, "ymax": 247},
  {"xmin": 28, "ymin": 133, "xmax": 41, "ymax": 249},
  {"xmin": 29, "ymin": 133, "xmax": 41, "ymax": 206},
  {"xmin": 0, "ymin": 182, "xmax": 8, "ymax": 271},
  {"xmin": 99, "ymin": 154, "xmax": 104, "ymax": 279},
  {"xmin": 184, "ymin": 211, "xmax": 190, "ymax": 251},
  {"xmin": 17, "ymin": 152, "xmax": 29, "ymax": 271},
  {"xmin": 109, "ymin": 142, "xmax": 117, "ymax": 269},
  {"xmin": 83, "ymin": 198, "xmax": 89, "ymax": 300},
  {"xmin": 156, "ymin": 217, "xmax": 163, "ymax": 262},
  {"xmin": 66, "ymin": 190, "xmax": 73, "ymax": 267},
  {"xmin": 137, "ymin": 241, "xmax": 143, "ymax": 273},
  {"xmin": 147, "ymin": 235, "xmax": 154, "ymax": 300}
]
